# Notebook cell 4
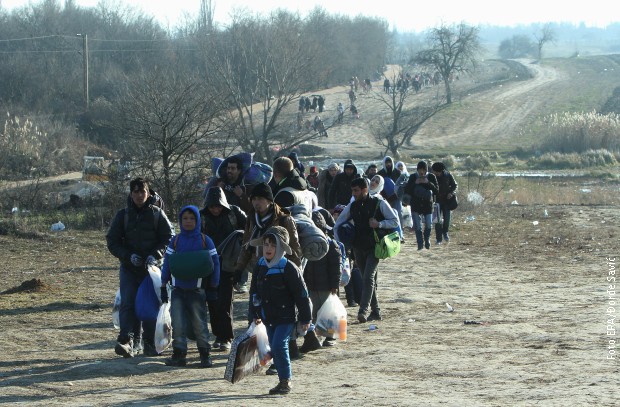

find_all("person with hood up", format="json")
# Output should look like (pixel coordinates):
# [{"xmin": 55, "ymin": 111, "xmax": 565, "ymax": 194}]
[
  {"xmin": 394, "ymin": 162, "xmax": 413, "ymax": 231},
  {"xmin": 201, "ymin": 187, "xmax": 247, "ymax": 351},
  {"xmin": 287, "ymin": 151, "xmax": 306, "ymax": 179},
  {"xmin": 317, "ymin": 163, "xmax": 340, "ymax": 209},
  {"xmin": 248, "ymin": 226, "xmax": 312, "ymax": 395},
  {"xmin": 328, "ymin": 159, "xmax": 359, "ymax": 209},
  {"xmin": 306, "ymin": 166, "xmax": 319, "ymax": 189},
  {"xmin": 106, "ymin": 177, "xmax": 174, "ymax": 358},
  {"xmin": 377, "ymin": 156, "xmax": 401, "ymax": 183},
  {"xmin": 159, "ymin": 205, "xmax": 220, "ymax": 368}
]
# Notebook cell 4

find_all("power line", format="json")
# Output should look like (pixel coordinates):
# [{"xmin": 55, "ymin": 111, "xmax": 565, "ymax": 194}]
[
  {"xmin": 0, "ymin": 48, "xmax": 198, "ymax": 54},
  {"xmin": 0, "ymin": 34, "xmax": 77, "ymax": 42}
]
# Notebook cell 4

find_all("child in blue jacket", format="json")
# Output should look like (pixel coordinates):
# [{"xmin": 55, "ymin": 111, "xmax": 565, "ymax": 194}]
[
  {"xmin": 248, "ymin": 226, "xmax": 312, "ymax": 395},
  {"xmin": 160, "ymin": 205, "xmax": 220, "ymax": 368}
]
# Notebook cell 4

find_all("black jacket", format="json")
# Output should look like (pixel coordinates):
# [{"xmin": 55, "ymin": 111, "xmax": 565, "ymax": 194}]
[
  {"xmin": 328, "ymin": 165, "xmax": 359, "ymax": 208},
  {"xmin": 249, "ymin": 257, "xmax": 312, "ymax": 326},
  {"xmin": 435, "ymin": 170, "xmax": 458, "ymax": 204},
  {"xmin": 106, "ymin": 195, "xmax": 174, "ymax": 274},
  {"xmin": 404, "ymin": 173, "xmax": 439, "ymax": 215},
  {"xmin": 303, "ymin": 238, "xmax": 341, "ymax": 291},
  {"xmin": 201, "ymin": 205, "xmax": 247, "ymax": 247}
]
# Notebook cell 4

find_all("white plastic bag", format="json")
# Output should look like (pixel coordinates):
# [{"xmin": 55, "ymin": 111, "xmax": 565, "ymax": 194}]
[
  {"xmin": 112, "ymin": 289, "xmax": 121, "ymax": 329},
  {"xmin": 402, "ymin": 205, "xmax": 413, "ymax": 228},
  {"xmin": 249, "ymin": 322, "xmax": 272, "ymax": 366},
  {"xmin": 432, "ymin": 203, "xmax": 441, "ymax": 224},
  {"xmin": 316, "ymin": 294, "xmax": 347, "ymax": 341},
  {"xmin": 154, "ymin": 302, "xmax": 172, "ymax": 354},
  {"xmin": 147, "ymin": 265, "xmax": 162, "ymax": 303}
]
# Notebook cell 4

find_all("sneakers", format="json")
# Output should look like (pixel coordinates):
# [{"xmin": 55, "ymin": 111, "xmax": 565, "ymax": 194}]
[
  {"xmin": 269, "ymin": 379, "xmax": 291, "ymax": 395},
  {"xmin": 265, "ymin": 364, "xmax": 278, "ymax": 375},
  {"xmin": 165, "ymin": 349, "xmax": 187, "ymax": 367},
  {"xmin": 212, "ymin": 340, "xmax": 221, "ymax": 350},
  {"xmin": 198, "ymin": 347, "xmax": 213, "ymax": 368},
  {"xmin": 219, "ymin": 341, "xmax": 232, "ymax": 352},
  {"xmin": 114, "ymin": 339, "xmax": 134, "ymax": 358},
  {"xmin": 143, "ymin": 342, "xmax": 161, "ymax": 357},
  {"xmin": 424, "ymin": 241, "xmax": 431, "ymax": 250},
  {"xmin": 435, "ymin": 240, "xmax": 442, "ymax": 245},
  {"xmin": 367, "ymin": 311, "xmax": 382, "ymax": 321},
  {"xmin": 443, "ymin": 233, "xmax": 450, "ymax": 242},
  {"xmin": 132, "ymin": 339, "xmax": 143, "ymax": 356},
  {"xmin": 357, "ymin": 313, "xmax": 367, "ymax": 323}
]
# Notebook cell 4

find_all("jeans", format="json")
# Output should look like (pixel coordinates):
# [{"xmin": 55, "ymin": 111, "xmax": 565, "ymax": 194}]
[
  {"xmin": 118, "ymin": 265, "xmax": 155, "ymax": 344},
  {"xmin": 170, "ymin": 286, "xmax": 210, "ymax": 351},
  {"xmin": 435, "ymin": 207, "xmax": 452, "ymax": 241},
  {"xmin": 266, "ymin": 323, "xmax": 295, "ymax": 381},
  {"xmin": 353, "ymin": 248, "xmax": 380, "ymax": 317},
  {"xmin": 412, "ymin": 212, "xmax": 433, "ymax": 233},
  {"xmin": 207, "ymin": 272, "xmax": 234, "ymax": 342}
]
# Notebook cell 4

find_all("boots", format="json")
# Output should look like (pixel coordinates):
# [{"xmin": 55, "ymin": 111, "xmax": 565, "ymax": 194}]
[
  {"xmin": 165, "ymin": 348, "xmax": 187, "ymax": 367},
  {"xmin": 269, "ymin": 379, "xmax": 291, "ymax": 395},
  {"xmin": 114, "ymin": 337, "xmax": 134, "ymax": 358},
  {"xmin": 299, "ymin": 330, "xmax": 321, "ymax": 353},
  {"xmin": 288, "ymin": 339, "xmax": 300, "ymax": 360},
  {"xmin": 198, "ymin": 347, "xmax": 213, "ymax": 368},
  {"xmin": 423, "ymin": 227, "xmax": 431, "ymax": 249},
  {"xmin": 415, "ymin": 230, "xmax": 424, "ymax": 250}
]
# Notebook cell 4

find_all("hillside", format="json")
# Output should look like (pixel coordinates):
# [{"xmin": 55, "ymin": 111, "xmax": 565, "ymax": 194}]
[{"xmin": 308, "ymin": 55, "xmax": 620, "ymax": 161}]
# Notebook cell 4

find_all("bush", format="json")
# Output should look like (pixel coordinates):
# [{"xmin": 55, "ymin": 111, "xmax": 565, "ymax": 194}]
[{"xmin": 538, "ymin": 111, "xmax": 620, "ymax": 153}]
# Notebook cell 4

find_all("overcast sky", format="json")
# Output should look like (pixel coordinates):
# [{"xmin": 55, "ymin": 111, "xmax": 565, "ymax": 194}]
[{"xmin": 2, "ymin": 0, "xmax": 617, "ymax": 32}]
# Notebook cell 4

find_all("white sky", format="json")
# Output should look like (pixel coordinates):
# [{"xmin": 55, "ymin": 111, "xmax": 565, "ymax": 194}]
[{"xmin": 1, "ymin": 0, "xmax": 617, "ymax": 32}]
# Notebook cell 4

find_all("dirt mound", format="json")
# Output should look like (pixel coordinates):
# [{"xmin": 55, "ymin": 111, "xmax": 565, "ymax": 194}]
[{"xmin": 3, "ymin": 278, "xmax": 50, "ymax": 294}]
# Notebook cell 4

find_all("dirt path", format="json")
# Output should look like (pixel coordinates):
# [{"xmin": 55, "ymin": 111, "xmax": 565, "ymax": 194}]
[{"xmin": 0, "ymin": 204, "xmax": 617, "ymax": 405}]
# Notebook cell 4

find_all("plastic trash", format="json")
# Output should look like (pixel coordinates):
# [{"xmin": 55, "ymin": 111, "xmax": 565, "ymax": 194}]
[
  {"xmin": 465, "ymin": 215, "xmax": 476, "ymax": 222},
  {"xmin": 532, "ymin": 221, "xmax": 539, "ymax": 225},
  {"xmin": 446, "ymin": 302, "xmax": 454, "ymax": 312},
  {"xmin": 543, "ymin": 209, "xmax": 549, "ymax": 218},
  {"xmin": 467, "ymin": 191, "xmax": 484, "ymax": 206},
  {"xmin": 51, "ymin": 221, "xmax": 65, "ymax": 231},
  {"xmin": 511, "ymin": 200, "xmax": 519, "ymax": 205},
  {"xmin": 368, "ymin": 324, "xmax": 378, "ymax": 331}
]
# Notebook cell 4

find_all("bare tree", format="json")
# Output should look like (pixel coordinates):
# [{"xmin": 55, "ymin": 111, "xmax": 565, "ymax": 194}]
[
  {"xmin": 114, "ymin": 67, "xmax": 223, "ymax": 212},
  {"xmin": 413, "ymin": 22, "xmax": 481, "ymax": 104},
  {"xmin": 205, "ymin": 11, "xmax": 330, "ymax": 162},
  {"xmin": 368, "ymin": 67, "xmax": 444, "ymax": 158},
  {"xmin": 534, "ymin": 23, "xmax": 556, "ymax": 61}
]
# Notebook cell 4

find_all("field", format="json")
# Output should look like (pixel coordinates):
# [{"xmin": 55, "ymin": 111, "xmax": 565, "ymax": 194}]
[{"xmin": 1, "ymin": 56, "xmax": 619, "ymax": 406}]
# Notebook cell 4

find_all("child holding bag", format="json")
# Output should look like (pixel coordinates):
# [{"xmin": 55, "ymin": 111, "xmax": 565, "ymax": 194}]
[
  {"xmin": 160, "ymin": 205, "xmax": 220, "ymax": 368},
  {"xmin": 248, "ymin": 226, "xmax": 312, "ymax": 395}
]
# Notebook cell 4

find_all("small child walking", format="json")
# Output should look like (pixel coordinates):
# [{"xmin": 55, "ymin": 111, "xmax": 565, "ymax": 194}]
[
  {"xmin": 248, "ymin": 226, "xmax": 312, "ymax": 395},
  {"xmin": 160, "ymin": 205, "xmax": 220, "ymax": 368}
]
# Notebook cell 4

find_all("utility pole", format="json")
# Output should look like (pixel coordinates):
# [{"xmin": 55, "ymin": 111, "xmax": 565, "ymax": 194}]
[{"xmin": 77, "ymin": 33, "xmax": 89, "ymax": 110}]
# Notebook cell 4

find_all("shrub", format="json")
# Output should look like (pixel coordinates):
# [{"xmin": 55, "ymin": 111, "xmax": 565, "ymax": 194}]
[{"xmin": 538, "ymin": 111, "xmax": 620, "ymax": 153}]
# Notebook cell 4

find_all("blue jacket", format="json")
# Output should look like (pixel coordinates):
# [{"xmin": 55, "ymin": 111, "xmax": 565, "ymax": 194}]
[{"xmin": 161, "ymin": 205, "xmax": 220, "ymax": 289}]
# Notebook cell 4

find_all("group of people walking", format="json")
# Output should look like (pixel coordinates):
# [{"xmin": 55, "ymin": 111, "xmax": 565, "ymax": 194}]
[{"xmin": 105, "ymin": 152, "xmax": 457, "ymax": 395}]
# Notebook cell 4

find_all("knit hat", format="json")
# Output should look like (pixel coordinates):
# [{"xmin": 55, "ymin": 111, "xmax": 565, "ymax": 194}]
[
  {"xmin": 249, "ymin": 182, "xmax": 274, "ymax": 202},
  {"xmin": 344, "ymin": 159, "xmax": 355, "ymax": 170},
  {"xmin": 328, "ymin": 163, "xmax": 340, "ymax": 171}
]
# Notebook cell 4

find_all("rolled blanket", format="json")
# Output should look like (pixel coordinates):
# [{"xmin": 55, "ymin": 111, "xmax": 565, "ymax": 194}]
[{"xmin": 288, "ymin": 204, "xmax": 328, "ymax": 261}]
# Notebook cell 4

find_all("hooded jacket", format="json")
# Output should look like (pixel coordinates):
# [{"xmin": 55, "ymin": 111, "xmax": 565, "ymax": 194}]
[
  {"xmin": 249, "ymin": 233, "xmax": 312, "ymax": 327},
  {"xmin": 328, "ymin": 159, "xmax": 359, "ymax": 209},
  {"xmin": 404, "ymin": 172, "xmax": 439, "ymax": 215},
  {"xmin": 235, "ymin": 203, "xmax": 302, "ymax": 272},
  {"xmin": 160, "ymin": 205, "xmax": 220, "ymax": 289},
  {"xmin": 106, "ymin": 192, "xmax": 174, "ymax": 275},
  {"xmin": 377, "ymin": 156, "xmax": 402, "ymax": 183},
  {"xmin": 317, "ymin": 167, "xmax": 338, "ymax": 208},
  {"xmin": 435, "ymin": 170, "xmax": 458, "ymax": 204},
  {"xmin": 201, "ymin": 187, "xmax": 247, "ymax": 247},
  {"xmin": 270, "ymin": 168, "xmax": 307, "ymax": 197}
]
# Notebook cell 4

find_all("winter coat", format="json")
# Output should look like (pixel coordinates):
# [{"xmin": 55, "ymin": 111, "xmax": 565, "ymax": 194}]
[
  {"xmin": 303, "ymin": 238, "xmax": 341, "ymax": 292},
  {"xmin": 271, "ymin": 168, "xmax": 307, "ymax": 197},
  {"xmin": 106, "ymin": 194, "xmax": 173, "ymax": 275},
  {"xmin": 160, "ymin": 205, "xmax": 220, "ymax": 289},
  {"xmin": 317, "ymin": 168, "xmax": 337, "ymax": 208},
  {"xmin": 328, "ymin": 160, "xmax": 359, "ymax": 209},
  {"xmin": 404, "ymin": 172, "xmax": 439, "ymax": 215},
  {"xmin": 435, "ymin": 170, "xmax": 458, "ymax": 204},
  {"xmin": 377, "ymin": 156, "xmax": 401, "ymax": 183},
  {"xmin": 236, "ymin": 203, "xmax": 302, "ymax": 271},
  {"xmin": 249, "ymin": 257, "xmax": 312, "ymax": 327}
]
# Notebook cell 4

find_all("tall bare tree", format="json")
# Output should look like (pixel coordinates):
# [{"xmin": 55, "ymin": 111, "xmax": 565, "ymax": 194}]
[
  {"xmin": 205, "ymin": 11, "xmax": 323, "ymax": 162},
  {"xmin": 534, "ymin": 23, "xmax": 556, "ymax": 61},
  {"xmin": 368, "ymin": 67, "xmax": 444, "ymax": 158},
  {"xmin": 114, "ymin": 67, "xmax": 223, "ymax": 212},
  {"xmin": 413, "ymin": 22, "xmax": 481, "ymax": 104}
]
